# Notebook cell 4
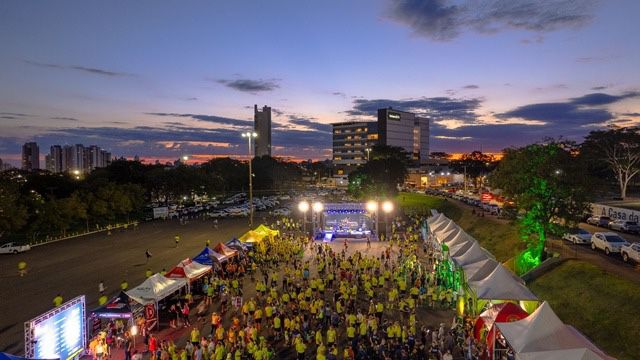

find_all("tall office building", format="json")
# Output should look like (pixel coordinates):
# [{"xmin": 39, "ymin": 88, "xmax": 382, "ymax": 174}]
[
  {"xmin": 21, "ymin": 142, "xmax": 40, "ymax": 171},
  {"xmin": 377, "ymin": 108, "xmax": 430, "ymax": 165},
  {"xmin": 254, "ymin": 105, "xmax": 272, "ymax": 157},
  {"xmin": 332, "ymin": 121, "xmax": 378, "ymax": 175},
  {"xmin": 46, "ymin": 143, "xmax": 110, "ymax": 173}
]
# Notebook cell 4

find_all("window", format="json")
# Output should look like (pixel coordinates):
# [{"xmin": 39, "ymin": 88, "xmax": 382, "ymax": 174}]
[{"xmin": 337, "ymin": 169, "xmax": 344, "ymax": 175}]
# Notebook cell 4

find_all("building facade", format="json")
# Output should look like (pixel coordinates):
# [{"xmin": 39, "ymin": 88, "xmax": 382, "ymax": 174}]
[
  {"xmin": 377, "ymin": 108, "xmax": 429, "ymax": 165},
  {"xmin": 332, "ymin": 121, "xmax": 378, "ymax": 175},
  {"xmin": 45, "ymin": 144, "xmax": 111, "ymax": 173},
  {"xmin": 21, "ymin": 142, "xmax": 40, "ymax": 171},
  {"xmin": 254, "ymin": 105, "xmax": 272, "ymax": 157}
]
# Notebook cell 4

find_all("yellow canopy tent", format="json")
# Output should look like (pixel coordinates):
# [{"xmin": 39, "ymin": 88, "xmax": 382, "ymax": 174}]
[
  {"xmin": 239, "ymin": 230, "xmax": 265, "ymax": 243},
  {"xmin": 254, "ymin": 224, "xmax": 279, "ymax": 239}
]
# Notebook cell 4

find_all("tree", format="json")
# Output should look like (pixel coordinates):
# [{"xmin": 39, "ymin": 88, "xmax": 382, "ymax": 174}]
[
  {"xmin": 449, "ymin": 151, "xmax": 496, "ymax": 188},
  {"xmin": 429, "ymin": 152, "xmax": 450, "ymax": 160},
  {"xmin": 0, "ymin": 179, "xmax": 28, "ymax": 238},
  {"xmin": 348, "ymin": 145, "xmax": 409, "ymax": 198},
  {"xmin": 490, "ymin": 141, "xmax": 593, "ymax": 275},
  {"xmin": 581, "ymin": 127, "xmax": 640, "ymax": 199}
]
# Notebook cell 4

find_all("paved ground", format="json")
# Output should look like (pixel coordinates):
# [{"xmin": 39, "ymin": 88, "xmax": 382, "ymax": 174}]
[{"xmin": 0, "ymin": 215, "xmax": 256, "ymax": 354}]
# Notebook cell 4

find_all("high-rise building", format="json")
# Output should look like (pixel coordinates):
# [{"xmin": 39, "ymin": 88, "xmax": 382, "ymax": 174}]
[
  {"xmin": 377, "ymin": 108, "xmax": 429, "ymax": 165},
  {"xmin": 21, "ymin": 142, "xmax": 40, "ymax": 171},
  {"xmin": 331, "ymin": 121, "xmax": 378, "ymax": 176},
  {"xmin": 46, "ymin": 143, "xmax": 110, "ymax": 173},
  {"xmin": 254, "ymin": 105, "xmax": 272, "ymax": 157}
]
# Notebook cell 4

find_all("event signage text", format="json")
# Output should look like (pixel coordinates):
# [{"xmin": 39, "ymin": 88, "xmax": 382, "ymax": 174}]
[{"xmin": 591, "ymin": 203, "xmax": 640, "ymax": 223}]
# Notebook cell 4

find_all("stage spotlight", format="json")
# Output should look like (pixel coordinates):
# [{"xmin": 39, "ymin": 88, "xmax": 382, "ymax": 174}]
[
  {"xmin": 298, "ymin": 200, "xmax": 309, "ymax": 212},
  {"xmin": 382, "ymin": 200, "xmax": 394, "ymax": 213},
  {"xmin": 312, "ymin": 201, "xmax": 324, "ymax": 212},
  {"xmin": 366, "ymin": 200, "xmax": 378, "ymax": 212}
]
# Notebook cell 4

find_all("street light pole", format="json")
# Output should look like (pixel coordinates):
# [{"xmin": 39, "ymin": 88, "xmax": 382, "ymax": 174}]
[{"xmin": 242, "ymin": 132, "xmax": 258, "ymax": 228}]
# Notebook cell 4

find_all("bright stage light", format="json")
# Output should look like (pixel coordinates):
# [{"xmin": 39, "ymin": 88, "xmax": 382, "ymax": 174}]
[
  {"xmin": 382, "ymin": 200, "xmax": 394, "ymax": 213},
  {"xmin": 366, "ymin": 201, "xmax": 378, "ymax": 212},
  {"xmin": 312, "ymin": 201, "xmax": 324, "ymax": 212},
  {"xmin": 298, "ymin": 201, "xmax": 309, "ymax": 212},
  {"xmin": 130, "ymin": 325, "xmax": 138, "ymax": 336}
]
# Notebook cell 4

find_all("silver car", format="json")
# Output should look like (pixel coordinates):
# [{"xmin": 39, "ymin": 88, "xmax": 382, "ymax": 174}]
[{"xmin": 608, "ymin": 220, "xmax": 640, "ymax": 234}]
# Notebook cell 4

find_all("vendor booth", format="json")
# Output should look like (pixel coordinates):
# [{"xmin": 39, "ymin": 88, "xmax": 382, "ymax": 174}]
[
  {"xmin": 126, "ymin": 274, "xmax": 187, "ymax": 329},
  {"xmin": 225, "ymin": 238, "xmax": 248, "ymax": 252},
  {"xmin": 165, "ymin": 258, "xmax": 212, "ymax": 292},
  {"xmin": 239, "ymin": 230, "xmax": 265, "ymax": 243},
  {"xmin": 213, "ymin": 243, "xmax": 238, "ymax": 258},
  {"xmin": 474, "ymin": 302, "xmax": 529, "ymax": 340},
  {"xmin": 193, "ymin": 246, "xmax": 229, "ymax": 265},
  {"xmin": 254, "ymin": 224, "xmax": 280, "ymax": 239},
  {"xmin": 496, "ymin": 302, "xmax": 614, "ymax": 360}
]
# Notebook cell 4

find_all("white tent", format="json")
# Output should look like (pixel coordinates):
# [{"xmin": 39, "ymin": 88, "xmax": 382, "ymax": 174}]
[
  {"xmin": 434, "ymin": 221, "xmax": 459, "ymax": 239},
  {"xmin": 126, "ymin": 273, "xmax": 187, "ymax": 305},
  {"xmin": 448, "ymin": 237, "xmax": 474, "ymax": 257},
  {"xmin": 469, "ymin": 265, "xmax": 538, "ymax": 300},
  {"xmin": 427, "ymin": 213, "xmax": 445, "ymax": 225},
  {"xmin": 437, "ymin": 227, "xmax": 461, "ymax": 244},
  {"xmin": 462, "ymin": 258, "xmax": 500, "ymax": 282},
  {"xmin": 451, "ymin": 241, "xmax": 492, "ymax": 267},
  {"xmin": 496, "ymin": 302, "xmax": 613, "ymax": 360},
  {"xmin": 165, "ymin": 258, "xmax": 212, "ymax": 281},
  {"xmin": 430, "ymin": 218, "xmax": 453, "ymax": 234}
]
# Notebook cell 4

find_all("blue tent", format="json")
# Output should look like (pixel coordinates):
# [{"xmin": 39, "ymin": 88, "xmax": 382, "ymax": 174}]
[
  {"xmin": 91, "ymin": 291, "xmax": 133, "ymax": 318},
  {"xmin": 193, "ymin": 247, "xmax": 228, "ymax": 265},
  {"xmin": 225, "ymin": 238, "xmax": 248, "ymax": 251}
]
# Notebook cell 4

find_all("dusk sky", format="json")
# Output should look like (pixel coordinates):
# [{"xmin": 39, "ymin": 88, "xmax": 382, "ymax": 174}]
[{"xmin": 1, "ymin": 0, "xmax": 639, "ymax": 165}]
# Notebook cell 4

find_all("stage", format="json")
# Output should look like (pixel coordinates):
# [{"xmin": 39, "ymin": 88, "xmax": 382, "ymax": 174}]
[{"xmin": 313, "ymin": 203, "xmax": 378, "ymax": 242}]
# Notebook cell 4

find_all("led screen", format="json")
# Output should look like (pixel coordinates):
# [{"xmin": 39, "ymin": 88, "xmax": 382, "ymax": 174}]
[{"xmin": 31, "ymin": 301, "xmax": 85, "ymax": 360}]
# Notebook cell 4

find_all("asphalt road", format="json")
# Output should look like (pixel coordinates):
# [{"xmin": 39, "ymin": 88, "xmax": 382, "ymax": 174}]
[{"xmin": 0, "ymin": 215, "xmax": 256, "ymax": 354}]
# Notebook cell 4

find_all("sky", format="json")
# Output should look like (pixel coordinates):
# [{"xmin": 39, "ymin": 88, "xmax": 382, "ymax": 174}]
[{"xmin": 1, "ymin": 0, "xmax": 639, "ymax": 165}]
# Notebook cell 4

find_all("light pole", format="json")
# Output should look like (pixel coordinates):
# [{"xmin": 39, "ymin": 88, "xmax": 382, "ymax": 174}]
[
  {"xmin": 365, "ymin": 148, "xmax": 371, "ymax": 161},
  {"xmin": 382, "ymin": 200, "xmax": 394, "ymax": 240},
  {"xmin": 298, "ymin": 201, "xmax": 309, "ymax": 234},
  {"xmin": 366, "ymin": 200, "xmax": 379, "ymax": 237},
  {"xmin": 312, "ymin": 201, "xmax": 324, "ymax": 238},
  {"xmin": 241, "ymin": 132, "xmax": 258, "ymax": 227}
]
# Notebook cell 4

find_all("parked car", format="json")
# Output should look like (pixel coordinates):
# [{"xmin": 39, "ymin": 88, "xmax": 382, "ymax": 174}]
[
  {"xmin": 273, "ymin": 208, "xmax": 291, "ymax": 216},
  {"xmin": 562, "ymin": 229, "xmax": 592, "ymax": 244},
  {"xmin": 590, "ymin": 232, "xmax": 630, "ymax": 255},
  {"xmin": 620, "ymin": 242, "xmax": 640, "ymax": 263},
  {"xmin": 586, "ymin": 215, "xmax": 611, "ymax": 227},
  {"xmin": 0, "ymin": 242, "xmax": 31, "ymax": 254},
  {"xmin": 608, "ymin": 220, "xmax": 640, "ymax": 234},
  {"xmin": 209, "ymin": 211, "xmax": 227, "ymax": 218}
]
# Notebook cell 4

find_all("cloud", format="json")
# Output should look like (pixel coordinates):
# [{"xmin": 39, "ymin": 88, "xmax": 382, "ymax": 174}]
[
  {"xmin": 590, "ymin": 85, "xmax": 608, "ymax": 91},
  {"xmin": 345, "ymin": 96, "xmax": 482, "ymax": 123},
  {"xmin": 145, "ymin": 112, "xmax": 253, "ymax": 128},
  {"xmin": 0, "ymin": 112, "xmax": 30, "ymax": 117},
  {"xmin": 570, "ymin": 91, "xmax": 639, "ymax": 106},
  {"xmin": 621, "ymin": 112, "xmax": 640, "ymax": 117},
  {"xmin": 286, "ymin": 116, "xmax": 332, "ymax": 133},
  {"xmin": 462, "ymin": 84, "xmax": 479, "ymax": 89},
  {"xmin": 216, "ymin": 78, "xmax": 280, "ymax": 93},
  {"xmin": 50, "ymin": 116, "xmax": 79, "ymax": 121},
  {"xmin": 24, "ymin": 60, "xmax": 131, "ymax": 77},
  {"xmin": 388, "ymin": 0, "xmax": 597, "ymax": 41},
  {"xmin": 332, "ymin": 91, "xmax": 347, "ymax": 98}
]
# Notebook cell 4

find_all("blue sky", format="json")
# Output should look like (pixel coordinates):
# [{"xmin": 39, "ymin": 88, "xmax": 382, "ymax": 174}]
[{"xmin": 1, "ymin": 0, "xmax": 639, "ymax": 164}]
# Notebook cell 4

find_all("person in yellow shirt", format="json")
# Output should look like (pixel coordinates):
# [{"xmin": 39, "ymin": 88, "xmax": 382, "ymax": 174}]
[
  {"xmin": 53, "ymin": 294, "xmax": 63, "ymax": 307},
  {"xmin": 294, "ymin": 336, "xmax": 306, "ymax": 360},
  {"xmin": 190, "ymin": 327, "xmax": 200, "ymax": 345},
  {"xmin": 326, "ymin": 325, "xmax": 336, "ymax": 346},
  {"xmin": 346, "ymin": 325, "xmax": 356, "ymax": 340}
]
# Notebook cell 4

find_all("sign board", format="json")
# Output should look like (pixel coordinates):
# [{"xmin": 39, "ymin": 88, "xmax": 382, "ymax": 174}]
[
  {"xmin": 153, "ymin": 207, "xmax": 169, "ymax": 219},
  {"xmin": 591, "ymin": 203, "xmax": 640, "ymax": 223},
  {"xmin": 481, "ymin": 193, "xmax": 493, "ymax": 202},
  {"xmin": 388, "ymin": 112, "xmax": 401, "ymax": 121},
  {"xmin": 144, "ymin": 303, "xmax": 157, "ymax": 330},
  {"xmin": 232, "ymin": 296, "xmax": 243, "ymax": 308}
]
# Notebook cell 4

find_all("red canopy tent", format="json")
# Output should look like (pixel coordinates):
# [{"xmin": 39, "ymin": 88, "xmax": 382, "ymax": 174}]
[
  {"xmin": 474, "ymin": 302, "xmax": 529, "ymax": 340},
  {"xmin": 213, "ymin": 243, "xmax": 238, "ymax": 258},
  {"xmin": 165, "ymin": 258, "xmax": 212, "ymax": 282}
]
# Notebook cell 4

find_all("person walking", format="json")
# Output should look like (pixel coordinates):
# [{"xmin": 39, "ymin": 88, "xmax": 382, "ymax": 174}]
[
  {"xmin": 98, "ymin": 281, "xmax": 105, "ymax": 295},
  {"xmin": 18, "ymin": 261, "xmax": 28, "ymax": 277},
  {"xmin": 53, "ymin": 293, "xmax": 63, "ymax": 307},
  {"xmin": 174, "ymin": 235, "xmax": 180, "ymax": 248},
  {"xmin": 145, "ymin": 249, "xmax": 152, "ymax": 263}
]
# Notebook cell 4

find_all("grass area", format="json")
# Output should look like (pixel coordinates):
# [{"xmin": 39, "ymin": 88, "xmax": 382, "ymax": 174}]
[
  {"xmin": 397, "ymin": 192, "xmax": 523, "ymax": 262},
  {"xmin": 529, "ymin": 260, "xmax": 640, "ymax": 360}
]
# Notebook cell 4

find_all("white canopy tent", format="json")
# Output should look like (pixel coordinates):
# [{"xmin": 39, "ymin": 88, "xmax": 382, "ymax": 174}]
[
  {"xmin": 430, "ymin": 218, "xmax": 453, "ymax": 234},
  {"xmin": 469, "ymin": 265, "xmax": 538, "ymax": 301},
  {"xmin": 451, "ymin": 241, "xmax": 493, "ymax": 268},
  {"xmin": 496, "ymin": 302, "xmax": 613, "ymax": 360},
  {"xmin": 462, "ymin": 258, "xmax": 500, "ymax": 282},
  {"xmin": 444, "ymin": 230, "xmax": 474, "ymax": 246},
  {"xmin": 127, "ymin": 273, "xmax": 187, "ymax": 305},
  {"xmin": 434, "ymin": 221, "xmax": 459, "ymax": 240},
  {"xmin": 427, "ymin": 213, "xmax": 445, "ymax": 226},
  {"xmin": 437, "ymin": 227, "xmax": 461, "ymax": 244}
]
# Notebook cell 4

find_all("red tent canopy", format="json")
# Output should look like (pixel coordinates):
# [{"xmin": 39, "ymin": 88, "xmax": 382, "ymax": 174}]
[
  {"xmin": 165, "ymin": 258, "xmax": 212, "ymax": 281},
  {"xmin": 474, "ymin": 302, "xmax": 529, "ymax": 340},
  {"xmin": 213, "ymin": 243, "xmax": 238, "ymax": 258}
]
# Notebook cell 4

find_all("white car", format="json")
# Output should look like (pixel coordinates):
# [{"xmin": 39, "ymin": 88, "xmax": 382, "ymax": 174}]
[
  {"xmin": 0, "ymin": 242, "xmax": 31, "ymax": 254},
  {"xmin": 590, "ymin": 232, "xmax": 629, "ymax": 255},
  {"xmin": 586, "ymin": 216, "xmax": 611, "ymax": 227},
  {"xmin": 562, "ymin": 229, "xmax": 592, "ymax": 244},
  {"xmin": 608, "ymin": 220, "xmax": 640, "ymax": 234},
  {"xmin": 621, "ymin": 243, "xmax": 640, "ymax": 263},
  {"xmin": 209, "ymin": 211, "xmax": 227, "ymax": 218},
  {"xmin": 273, "ymin": 208, "xmax": 291, "ymax": 216}
]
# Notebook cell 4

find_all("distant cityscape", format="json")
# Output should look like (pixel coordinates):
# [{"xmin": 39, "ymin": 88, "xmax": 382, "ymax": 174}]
[{"xmin": 18, "ymin": 142, "xmax": 112, "ymax": 174}]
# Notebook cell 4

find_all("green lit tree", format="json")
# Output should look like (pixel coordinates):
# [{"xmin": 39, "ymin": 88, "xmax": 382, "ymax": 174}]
[
  {"xmin": 348, "ymin": 145, "xmax": 409, "ymax": 198},
  {"xmin": 490, "ymin": 141, "xmax": 593, "ymax": 274}
]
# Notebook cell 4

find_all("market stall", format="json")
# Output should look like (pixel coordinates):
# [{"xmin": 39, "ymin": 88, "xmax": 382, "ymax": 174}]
[
  {"xmin": 165, "ymin": 258, "xmax": 212, "ymax": 292},
  {"xmin": 193, "ymin": 246, "xmax": 229, "ymax": 265},
  {"xmin": 496, "ymin": 302, "xmax": 614, "ymax": 360},
  {"xmin": 126, "ymin": 274, "xmax": 187, "ymax": 330},
  {"xmin": 213, "ymin": 243, "xmax": 238, "ymax": 259}
]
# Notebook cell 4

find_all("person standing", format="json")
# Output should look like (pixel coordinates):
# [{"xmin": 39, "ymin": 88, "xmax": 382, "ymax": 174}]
[
  {"xmin": 145, "ymin": 249, "xmax": 152, "ymax": 263},
  {"xmin": 53, "ymin": 293, "xmax": 63, "ymax": 307},
  {"xmin": 18, "ymin": 261, "xmax": 28, "ymax": 277},
  {"xmin": 124, "ymin": 332, "xmax": 132, "ymax": 360},
  {"xmin": 174, "ymin": 235, "xmax": 180, "ymax": 248},
  {"xmin": 99, "ymin": 281, "xmax": 105, "ymax": 295}
]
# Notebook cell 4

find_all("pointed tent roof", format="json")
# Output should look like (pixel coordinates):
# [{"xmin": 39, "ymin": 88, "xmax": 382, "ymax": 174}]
[
  {"xmin": 470, "ymin": 265, "xmax": 538, "ymax": 300},
  {"xmin": 165, "ymin": 258, "xmax": 211, "ymax": 280},
  {"xmin": 445, "ymin": 230, "xmax": 474, "ymax": 248},
  {"xmin": 473, "ymin": 302, "xmax": 529, "ymax": 340},
  {"xmin": 451, "ymin": 241, "xmax": 492, "ymax": 267},
  {"xmin": 434, "ymin": 221, "xmax": 459, "ymax": 239},
  {"xmin": 448, "ymin": 238, "xmax": 474, "ymax": 257},
  {"xmin": 226, "ymin": 238, "xmax": 248, "ymax": 251},
  {"xmin": 436, "ymin": 227, "xmax": 461, "ymax": 244},
  {"xmin": 254, "ymin": 224, "xmax": 280, "ymax": 237},
  {"xmin": 496, "ymin": 302, "xmax": 613, "ymax": 359},
  {"xmin": 462, "ymin": 258, "xmax": 500, "ymax": 282},
  {"xmin": 213, "ymin": 243, "xmax": 238, "ymax": 257},
  {"xmin": 238, "ymin": 230, "xmax": 265, "ymax": 243},
  {"xmin": 91, "ymin": 291, "xmax": 133, "ymax": 318},
  {"xmin": 430, "ymin": 218, "xmax": 453, "ymax": 234},
  {"xmin": 427, "ymin": 213, "xmax": 445, "ymax": 226},
  {"xmin": 126, "ymin": 273, "xmax": 187, "ymax": 305},
  {"xmin": 193, "ymin": 247, "xmax": 228, "ymax": 265}
]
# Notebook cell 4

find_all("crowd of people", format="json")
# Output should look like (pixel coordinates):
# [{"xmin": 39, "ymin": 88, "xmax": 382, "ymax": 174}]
[{"xmin": 95, "ymin": 214, "xmax": 494, "ymax": 360}]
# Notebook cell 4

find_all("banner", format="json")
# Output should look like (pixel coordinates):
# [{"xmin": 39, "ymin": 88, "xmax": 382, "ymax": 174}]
[
  {"xmin": 144, "ymin": 303, "xmax": 157, "ymax": 330},
  {"xmin": 591, "ymin": 203, "xmax": 640, "ymax": 222}
]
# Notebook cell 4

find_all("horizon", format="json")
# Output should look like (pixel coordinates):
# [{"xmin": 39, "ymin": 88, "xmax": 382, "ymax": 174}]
[{"xmin": 1, "ymin": 0, "xmax": 639, "ymax": 166}]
